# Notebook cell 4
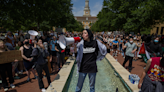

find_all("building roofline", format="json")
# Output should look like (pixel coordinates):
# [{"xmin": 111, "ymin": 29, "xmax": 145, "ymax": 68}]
[{"xmin": 74, "ymin": 16, "xmax": 97, "ymax": 18}]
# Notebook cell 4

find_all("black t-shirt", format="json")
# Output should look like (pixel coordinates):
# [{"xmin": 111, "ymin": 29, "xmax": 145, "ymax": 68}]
[{"xmin": 79, "ymin": 40, "xmax": 99, "ymax": 73}]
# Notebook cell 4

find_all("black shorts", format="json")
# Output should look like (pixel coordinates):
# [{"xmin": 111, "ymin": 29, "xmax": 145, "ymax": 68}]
[
  {"xmin": 113, "ymin": 45, "xmax": 117, "ymax": 49},
  {"xmin": 51, "ymin": 51, "xmax": 57, "ymax": 56}
]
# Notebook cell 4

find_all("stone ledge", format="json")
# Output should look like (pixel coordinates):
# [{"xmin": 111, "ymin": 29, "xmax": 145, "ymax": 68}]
[
  {"xmin": 106, "ymin": 53, "xmax": 139, "ymax": 92},
  {"xmin": 46, "ymin": 58, "xmax": 75, "ymax": 92}
]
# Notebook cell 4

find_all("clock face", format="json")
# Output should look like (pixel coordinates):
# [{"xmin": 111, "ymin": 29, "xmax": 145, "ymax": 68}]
[{"xmin": 86, "ymin": 12, "xmax": 88, "ymax": 14}]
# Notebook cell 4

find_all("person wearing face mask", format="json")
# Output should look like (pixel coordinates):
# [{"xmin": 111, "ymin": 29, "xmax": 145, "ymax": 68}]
[
  {"xmin": 133, "ymin": 38, "xmax": 141, "ymax": 61},
  {"xmin": 31, "ymin": 39, "xmax": 51, "ymax": 92},
  {"xmin": 145, "ymin": 37, "xmax": 162, "ymax": 57},
  {"xmin": 122, "ymin": 37, "xmax": 137, "ymax": 72},
  {"xmin": 19, "ymin": 39, "xmax": 37, "ymax": 82},
  {"xmin": 112, "ymin": 37, "xmax": 119, "ymax": 57}
]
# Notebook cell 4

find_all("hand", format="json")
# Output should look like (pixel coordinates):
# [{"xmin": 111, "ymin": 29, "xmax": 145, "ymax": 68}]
[
  {"xmin": 39, "ymin": 44, "xmax": 45, "ymax": 50},
  {"xmin": 138, "ymin": 83, "xmax": 142, "ymax": 89},
  {"xmin": 14, "ymin": 59, "xmax": 18, "ymax": 62},
  {"xmin": 49, "ymin": 58, "xmax": 52, "ymax": 62},
  {"xmin": 131, "ymin": 51, "xmax": 135, "ymax": 54},
  {"xmin": 27, "ymin": 58, "xmax": 33, "ymax": 62}
]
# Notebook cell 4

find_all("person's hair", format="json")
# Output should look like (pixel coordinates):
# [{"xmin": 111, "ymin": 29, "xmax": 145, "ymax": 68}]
[
  {"xmin": 0, "ymin": 40, "xmax": 8, "ymax": 50},
  {"xmin": 36, "ymin": 38, "xmax": 42, "ymax": 42},
  {"xmin": 154, "ymin": 36, "xmax": 159, "ymax": 40},
  {"xmin": 160, "ymin": 52, "xmax": 164, "ymax": 67},
  {"xmin": 129, "ymin": 37, "xmax": 133, "ymax": 40}
]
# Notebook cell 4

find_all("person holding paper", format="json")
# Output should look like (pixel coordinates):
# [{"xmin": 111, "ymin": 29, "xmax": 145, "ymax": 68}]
[{"xmin": 0, "ymin": 40, "xmax": 15, "ymax": 91}]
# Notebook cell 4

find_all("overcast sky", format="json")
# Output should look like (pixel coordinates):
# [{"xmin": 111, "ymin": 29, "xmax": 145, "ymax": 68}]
[{"xmin": 71, "ymin": 0, "xmax": 103, "ymax": 16}]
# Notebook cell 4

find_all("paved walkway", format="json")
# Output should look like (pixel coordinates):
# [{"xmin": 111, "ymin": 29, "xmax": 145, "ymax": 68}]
[
  {"xmin": 110, "ymin": 51, "xmax": 146, "ymax": 77},
  {"xmin": 0, "ymin": 52, "xmax": 146, "ymax": 92},
  {"xmin": 0, "ymin": 64, "xmax": 59, "ymax": 92}
]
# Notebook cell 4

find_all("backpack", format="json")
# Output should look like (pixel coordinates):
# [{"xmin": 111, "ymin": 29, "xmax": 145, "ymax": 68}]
[{"xmin": 31, "ymin": 48, "xmax": 41, "ymax": 63}]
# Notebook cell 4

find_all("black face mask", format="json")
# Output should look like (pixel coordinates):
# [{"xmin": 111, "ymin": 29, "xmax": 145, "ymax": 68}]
[
  {"xmin": 137, "ymin": 40, "xmax": 139, "ymax": 41},
  {"xmin": 25, "ymin": 41, "xmax": 29, "ymax": 45}
]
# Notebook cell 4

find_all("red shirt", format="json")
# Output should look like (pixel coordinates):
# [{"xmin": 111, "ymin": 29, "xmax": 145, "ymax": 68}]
[{"xmin": 147, "ymin": 57, "xmax": 164, "ymax": 82}]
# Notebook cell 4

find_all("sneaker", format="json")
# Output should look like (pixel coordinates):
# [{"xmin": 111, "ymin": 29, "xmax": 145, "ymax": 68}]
[
  {"xmin": 41, "ymin": 88, "xmax": 46, "ymax": 92},
  {"xmin": 34, "ymin": 76, "xmax": 38, "ymax": 79},
  {"xmin": 43, "ymin": 75, "xmax": 46, "ymax": 78},
  {"xmin": 14, "ymin": 76, "xmax": 20, "ymax": 79},
  {"xmin": 10, "ymin": 84, "xmax": 15, "ymax": 88},
  {"xmin": 18, "ymin": 70, "xmax": 23, "ymax": 74},
  {"xmin": 27, "ymin": 78, "xmax": 31, "ymax": 82},
  {"xmin": 4, "ymin": 88, "xmax": 8, "ymax": 91}
]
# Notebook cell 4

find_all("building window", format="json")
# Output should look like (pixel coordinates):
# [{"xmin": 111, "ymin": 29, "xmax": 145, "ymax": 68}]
[
  {"xmin": 161, "ymin": 27, "xmax": 164, "ymax": 35},
  {"xmin": 86, "ymin": 17, "xmax": 88, "ymax": 20},
  {"xmin": 86, "ymin": 12, "xmax": 88, "ymax": 14},
  {"xmin": 156, "ymin": 27, "xmax": 159, "ymax": 34}
]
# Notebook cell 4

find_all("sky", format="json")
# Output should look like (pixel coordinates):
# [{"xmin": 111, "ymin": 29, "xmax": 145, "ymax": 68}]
[{"xmin": 71, "ymin": 0, "xmax": 104, "ymax": 16}]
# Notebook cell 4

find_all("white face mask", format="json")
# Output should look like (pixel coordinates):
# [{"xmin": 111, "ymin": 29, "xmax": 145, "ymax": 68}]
[{"xmin": 130, "ymin": 41, "xmax": 133, "ymax": 43}]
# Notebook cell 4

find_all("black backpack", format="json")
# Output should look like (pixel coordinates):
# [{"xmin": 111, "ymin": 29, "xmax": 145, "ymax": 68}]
[{"xmin": 31, "ymin": 48, "xmax": 41, "ymax": 63}]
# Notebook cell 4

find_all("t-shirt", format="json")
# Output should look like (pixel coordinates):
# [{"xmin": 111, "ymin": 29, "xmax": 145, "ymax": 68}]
[
  {"xmin": 79, "ymin": 40, "xmax": 99, "ymax": 73},
  {"xmin": 110, "ymin": 39, "xmax": 115, "ymax": 43},
  {"xmin": 113, "ymin": 40, "xmax": 118, "ymax": 44},
  {"xmin": 5, "ymin": 42, "xmax": 14, "ymax": 50},
  {"xmin": 50, "ymin": 40, "xmax": 57, "ymax": 51},
  {"xmin": 125, "ymin": 42, "xmax": 137, "ymax": 57}
]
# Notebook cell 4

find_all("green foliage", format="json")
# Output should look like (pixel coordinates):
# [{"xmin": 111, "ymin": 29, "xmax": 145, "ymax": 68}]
[
  {"xmin": 0, "ymin": 0, "xmax": 83, "ymax": 32},
  {"xmin": 91, "ymin": 0, "xmax": 164, "ymax": 34}
]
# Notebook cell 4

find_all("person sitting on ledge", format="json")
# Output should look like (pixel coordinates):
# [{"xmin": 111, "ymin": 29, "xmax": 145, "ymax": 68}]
[{"xmin": 138, "ymin": 52, "xmax": 164, "ymax": 92}]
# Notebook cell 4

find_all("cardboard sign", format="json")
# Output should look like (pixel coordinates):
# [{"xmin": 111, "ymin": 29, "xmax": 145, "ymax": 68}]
[
  {"xmin": 0, "ymin": 50, "xmax": 22, "ymax": 64},
  {"xmin": 55, "ymin": 28, "xmax": 63, "ymax": 33}
]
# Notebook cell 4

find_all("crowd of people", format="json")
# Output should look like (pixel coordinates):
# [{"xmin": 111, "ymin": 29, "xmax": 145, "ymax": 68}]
[{"xmin": 0, "ymin": 30, "xmax": 164, "ymax": 92}]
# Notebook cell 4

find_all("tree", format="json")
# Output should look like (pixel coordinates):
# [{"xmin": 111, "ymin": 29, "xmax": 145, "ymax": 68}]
[
  {"xmin": 91, "ymin": 0, "xmax": 164, "ymax": 34},
  {"xmin": 0, "ymin": 0, "xmax": 75, "ymax": 32}
]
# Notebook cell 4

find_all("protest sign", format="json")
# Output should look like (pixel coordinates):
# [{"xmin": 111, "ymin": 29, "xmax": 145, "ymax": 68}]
[{"xmin": 0, "ymin": 50, "xmax": 22, "ymax": 64}]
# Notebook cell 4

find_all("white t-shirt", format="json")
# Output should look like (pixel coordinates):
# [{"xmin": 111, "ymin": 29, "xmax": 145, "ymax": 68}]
[{"xmin": 110, "ymin": 39, "xmax": 115, "ymax": 43}]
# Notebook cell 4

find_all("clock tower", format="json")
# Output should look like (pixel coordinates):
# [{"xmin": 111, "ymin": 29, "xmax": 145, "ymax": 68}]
[{"xmin": 83, "ymin": 0, "xmax": 91, "ymax": 17}]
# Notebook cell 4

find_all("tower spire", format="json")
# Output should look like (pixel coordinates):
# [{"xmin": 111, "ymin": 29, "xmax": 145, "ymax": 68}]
[{"xmin": 83, "ymin": 0, "xmax": 91, "ymax": 16}]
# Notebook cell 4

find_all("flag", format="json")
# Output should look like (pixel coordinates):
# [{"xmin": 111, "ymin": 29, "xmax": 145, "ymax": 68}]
[{"xmin": 139, "ymin": 43, "xmax": 151, "ymax": 63}]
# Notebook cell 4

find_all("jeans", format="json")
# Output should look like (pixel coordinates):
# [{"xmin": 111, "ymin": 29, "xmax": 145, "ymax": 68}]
[
  {"xmin": 76, "ymin": 72, "xmax": 96, "ymax": 92},
  {"xmin": 119, "ymin": 44, "xmax": 124, "ymax": 57},
  {"xmin": 36, "ymin": 63, "xmax": 51, "ymax": 89},
  {"xmin": 123, "ymin": 55, "xmax": 133, "ymax": 70}
]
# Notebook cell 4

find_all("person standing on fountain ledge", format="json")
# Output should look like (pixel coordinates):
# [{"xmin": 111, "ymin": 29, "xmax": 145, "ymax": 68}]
[{"xmin": 75, "ymin": 29, "xmax": 107, "ymax": 92}]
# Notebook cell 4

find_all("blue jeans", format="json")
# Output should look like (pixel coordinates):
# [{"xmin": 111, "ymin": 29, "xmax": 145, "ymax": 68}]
[
  {"xmin": 119, "ymin": 44, "xmax": 124, "ymax": 57},
  {"xmin": 76, "ymin": 72, "xmax": 96, "ymax": 92}
]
